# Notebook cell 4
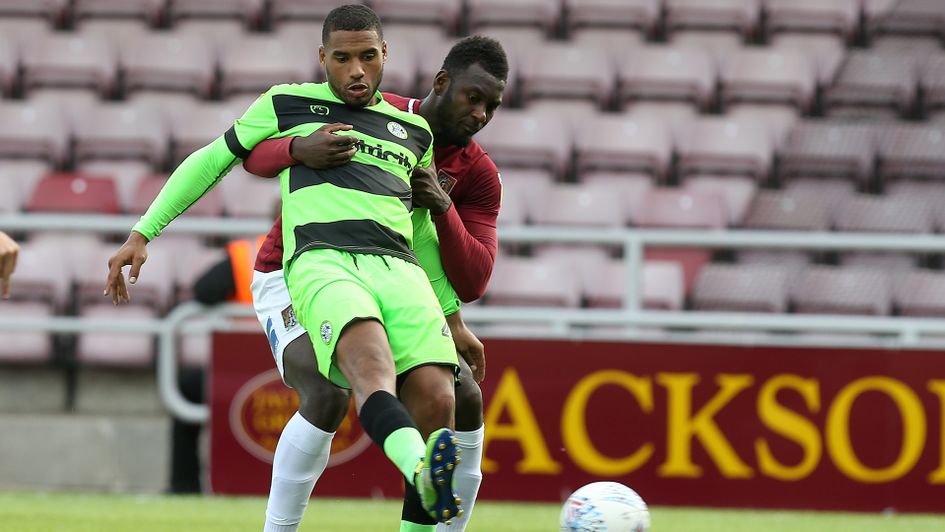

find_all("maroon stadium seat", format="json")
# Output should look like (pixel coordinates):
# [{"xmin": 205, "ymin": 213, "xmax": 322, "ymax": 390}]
[
  {"xmin": 682, "ymin": 174, "xmax": 756, "ymax": 225},
  {"xmin": 617, "ymin": 45, "xmax": 717, "ymax": 110},
  {"xmin": 676, "ymin": 116, "xmax": 773, "ymax": 179},
  {"xmin": 486, "ymin": 255, "xmax": 580, "ymax": 307},
  {"xmin": 834, "ymin": 194, "xmax": 933, "ymax": 233},
  {"xmin": 466, "ymin": 0, "xmax": 561, "ymax": 34},
  {"xmin": 692, "ymin": 263, "xmax": 791, "ymax": 313},
  {"xmin": 563, "ymin": 0, "xmax": 661, "ymax": 34},
  {"xmin": 742, "ymin": 190, "xmax": 831, "ymax": 230},
  {"xmin": 665, "ymin": 0, "xmax": 761, "ymax": 37},
  {"xmin": 0, "ymin": 301, "xmax": 55, "ymax": 364},
  {"xmin": 720, "ymin": 48, "xmax": 816, "ymax": 112},
  {"xmin": 121, "ymin": 32, "xmax": 215, "ymax": 98},
  {"xmin": 793, "ymin": 266, "xmax": 891, "ymax": 315},
  {"xmin": 519, "ymin": 41, "xmax": 615, "ymax": 107},
  {"xmin": 896, "ymin": 270, "xmax": 945, "ymax": 317},
  {"xmin": 220, "ymin": 34, "xmax": 317, "ymax": 97},
  {"xmin": 573, "ymin": 112, "xmax": 672, "ymax": 180},
  {"xmin": 779, "ymin": 120, "xmax": 876, "ymax": 182},
  {"xmin": 77, "ymin": 160, "xmax": 153, "ymax": 213},
  {"xmin": 877, "ymin": 123, "xmax": 945, "ymax": 181},
  {"xmin": 372, "ymin": 0, "xmax": 464, "ymax": 34},
  {"xmin": 764, "ymin": 0, "xmax": 860, "ymax": 39},
  {"xmin": 72, "ymin": 100, "xmax": 169, "ymax": 166},
  {"xmin": 28, "ymin": 173, "xmax": 121, "ymax": 215},
  {"xmin": 21, "ymin": 32, "xmax": 117, "ymax": 97},
  {"xmin": 530, "ymin": 183, "xmax": 628, "ymax": 228},
  {"xmin": 825, "ymin": 51, "xmax": 918, "ymax": 117},
  {"xmin": 473, "ymin": 108, "xmax": 571, "ymax": 178},
  {"xmin": 76, "ymin": 304, "xmax": 158, "ymax": 368}
]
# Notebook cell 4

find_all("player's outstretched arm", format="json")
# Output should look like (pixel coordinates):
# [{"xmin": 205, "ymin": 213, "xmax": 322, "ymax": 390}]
[
  {"xmin": 0, "ymin": 230, "xmax": 19, "ymax": 299},
  {"xmin": 446, "ymin": 310, "xmax": 485, "ymax": 383},
  {"xmin": 242, "ymin": 123, "xmax": 358, "ymax": 177},
  {"xmin": 104, "ymin": 231, "xmax": 149, "ymax": 305}
]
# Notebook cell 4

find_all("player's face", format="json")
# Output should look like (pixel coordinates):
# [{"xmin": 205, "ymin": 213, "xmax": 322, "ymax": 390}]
[
  {"xmin": 434, "ymin": 63, "xmax": 505, "ymax": 146},
  {"xmin": 319, "ymin": 30, "xmax": 386, "ymax": 107}
]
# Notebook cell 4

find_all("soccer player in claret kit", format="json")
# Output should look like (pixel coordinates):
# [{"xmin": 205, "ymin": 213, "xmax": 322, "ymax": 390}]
[
  {"xmin": 246, "ymin": 36, "xmax": 508, "ymax": 532},
  {"xmin": 103, "ymin": 5, "xmax": 505, "ymax": 530}
]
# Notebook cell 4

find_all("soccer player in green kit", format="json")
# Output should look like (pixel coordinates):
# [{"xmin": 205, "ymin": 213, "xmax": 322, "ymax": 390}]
[{"xmin": 105, "ymin": 5, "xmax": 464, "ymax": 528}]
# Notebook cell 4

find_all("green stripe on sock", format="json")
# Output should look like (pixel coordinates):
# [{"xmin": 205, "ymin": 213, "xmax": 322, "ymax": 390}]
[
  {"xmin": 399, "ymin": 520, "xmax": 436, "ymax": 531},
  {"xmin": 383, "ymin": 427, "xmax": 425, "ymax": 482}
]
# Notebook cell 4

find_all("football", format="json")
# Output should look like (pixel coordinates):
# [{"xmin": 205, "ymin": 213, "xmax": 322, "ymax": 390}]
[{"xmin": 559, "ymin": 481, "xmax": 651, "ymax": 532}]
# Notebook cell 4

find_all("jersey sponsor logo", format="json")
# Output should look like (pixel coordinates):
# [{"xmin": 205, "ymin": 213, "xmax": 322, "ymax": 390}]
[
  {"xmin": 442, "ymin": 321, "xmax": 452, "ymax": 338},
  {"xmin": 281, "ymin": 305, "xmax": 298, "ymax": 330},
  {"xmin": 354, "ymin": 140, "xmax": 413, "ymax": 171},
  {"xmin": 310, "ymin": 104, "xmax": 330, "ymax": 116},
  {"xmin": 265, "ymin": 317, "xmax": 279, "ymax": 354},
  {"xmin": 387, "ymin": 121, "xmax": 408, "ymax": 140},
  {"xmin": 437, "ymin": 170, "xmax": 457, "ymax": 194},
  {"xmin": 320, "ymin": 320, "xmax": 333, "ymax": 344}
]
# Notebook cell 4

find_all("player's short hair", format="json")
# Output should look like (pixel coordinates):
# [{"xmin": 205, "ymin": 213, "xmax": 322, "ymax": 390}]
[
  {"xmin": 322, "ymin": 4, "xmax": 383, "ymax": 45},
  {"xmin": 441, "ymin": 36, "xmax": 509, "ymax": 82}
]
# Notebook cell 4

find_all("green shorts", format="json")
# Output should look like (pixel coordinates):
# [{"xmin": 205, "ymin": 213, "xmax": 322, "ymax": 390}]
[{"xmin": 286, "ymin": 248, "xmax": 458, "ymax": 389}]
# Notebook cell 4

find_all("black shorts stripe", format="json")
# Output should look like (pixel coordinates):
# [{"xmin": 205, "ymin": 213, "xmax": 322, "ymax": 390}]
[
  {"xmin": 288, "ymin": 162, "xmax": 412, "ymax": 209},
  {"xmin": 271, "ymin": 94, "xmax": 432, "ymax": 159},
  {"xmin": 224, "ymin": 127, "xmax": 251, "ymax": 159},
  {"xmin": 293, "ymin": 219, "xmax": 418, "ymax": 266}
]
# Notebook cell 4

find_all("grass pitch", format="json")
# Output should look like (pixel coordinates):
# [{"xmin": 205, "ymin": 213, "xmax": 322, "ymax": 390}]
[{"xmin": 1, "ymin": 492, "xmax": 942, "ymax": 531}]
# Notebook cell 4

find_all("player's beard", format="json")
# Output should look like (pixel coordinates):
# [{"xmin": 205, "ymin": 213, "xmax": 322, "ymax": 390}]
[{"xmin": 436, "ymin": 86, "xmax": 472, "ymax": 147}]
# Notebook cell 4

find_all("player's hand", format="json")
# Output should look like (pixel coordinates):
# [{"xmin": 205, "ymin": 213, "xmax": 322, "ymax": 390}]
[
  {"xmin": 104, "ymin": 231, "xmax": 149, "ymax": 305},
  {"xmin": 0, "ymin": 230, "xmax": 19, "ymax": 299},
  {"xmin": 411, "ymin": 165, "xmax": 452, "ymax": 216},
  {"xmin": 290, "ymin": 123, "xmax": 358, "ymax": 169},
  {"xmin": 446, "ymin": 311, "xmax": 485, "ymax": 383}
]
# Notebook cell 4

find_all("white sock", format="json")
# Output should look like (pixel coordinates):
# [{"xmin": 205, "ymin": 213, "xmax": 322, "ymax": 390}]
[
  {"xmin": 437, "ymin": 426, "xmax": 484, "ymax": 532},
  {"xmin": 263, "ymin": 412, "xmax": 334, "ymax": 532}
]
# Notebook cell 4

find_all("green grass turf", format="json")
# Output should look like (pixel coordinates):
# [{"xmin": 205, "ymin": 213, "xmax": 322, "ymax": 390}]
[{"xmin": 0, "ymin": 492, "xmax": 942, "ymax": 532}]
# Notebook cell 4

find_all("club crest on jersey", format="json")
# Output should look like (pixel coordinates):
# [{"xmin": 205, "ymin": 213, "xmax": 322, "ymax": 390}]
[
  {"xmin": 281, "ymin": 305, "xmax": 298, "ymax": 330},
  {"xmin": 320, "ymin": 320, "xmax": 333, "ymax": 344},
  {"xmin": 310, "ymin": 105, "xmax": 330, "ymax": 116},
  {"xmin": 437, "ymin": 170, "xmax": 457, "ymax": 194},
  {"xmin": 387, "ymin": 121, "xmax": 408, "ymax": 140}
]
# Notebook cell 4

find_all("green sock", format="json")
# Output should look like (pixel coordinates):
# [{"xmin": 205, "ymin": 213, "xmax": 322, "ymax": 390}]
[
  {"xmin": 383, "ymin": 427, "xmax": 425, "ymax": 483},
  {"xmin": 399, "ymin": 521, "xmax": 436, "ymax": 531}
]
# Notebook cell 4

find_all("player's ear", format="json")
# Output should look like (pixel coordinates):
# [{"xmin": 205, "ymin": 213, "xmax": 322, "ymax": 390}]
[
  {"xmin": 433, "ymin": 70, "xmax": 450, "ymax": 96},
  {"xmin": 382, "ymin": 40, "xmax": 388, "ymax": 63},
  {"xmin": 318, "ymin": 45, "xmax": 326, "ymax": 67}
]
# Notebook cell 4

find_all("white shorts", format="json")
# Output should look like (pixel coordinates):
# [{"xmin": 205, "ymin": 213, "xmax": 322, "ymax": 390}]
[{"xmin": 251, "ymin": 269, "xmax": 307, "ymax": 383}]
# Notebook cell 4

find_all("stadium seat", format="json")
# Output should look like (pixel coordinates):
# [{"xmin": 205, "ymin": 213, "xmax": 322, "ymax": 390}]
[
  {"xmin": 121, "ymin": 32, "xmax": 216, "ymax": 98},
  {"xmin": 372, "ymin": 0, "xmax": 464, "ymax": 34},
  {"xmin": 692, "ymin": 263, "xmax": 791, "ymax": 312},
  {"xmin": 779, "ymin": 121, "xmax": 876, "ymax": 182},
  {"xmin": 73, "ymin": 0, "xmax": 165, "ymax": 23},
  {"xmin": 219, "ymin": 34, "xmax": 316, "ymax": 97},
  {"xmin": 783, "ymin": 177, "xmax": 856, "ymax": 209},
  {"xmin": 617, "ymin": 45, "xmax": 717, "ymax": 110},
  {"xmin": 473, "ymin": 109, "xmax": 571, "ymax": 178},
  {"xmin": 865, "ymin": 0, "xmax": 945, "ymax": 37},
  {"xmin": 736, "ymin": 249, "xmax": 810, "ymax": 287},
  {"xmin": 485, "ymin": 255, "xmax": 581, "ymax": 307},
  {"xmin": 742, "ymin": 190, "xmax": 831, "ymax": 230},
  {"xmin": 131, "ymin": 174, "xmax": 225, "ymax": 218},
  {"xmin": 665, "ymin": 0, "xmax": 762, "ymax": 37},
  {"xmin": 793, "ymin": 266, "xmax": 891, "ymax": 315},
  {"xmin": 174, "ymin": 18, "xmax": 247, "ymax": 56},
  {"xmin": 0, "ymin": 33, "xmax": 14, "ymax": 97},
  {"xmin": 0, "ymin": 160, "xmax": 52, "ymax": 213},
  {"xmin": 896, "ymin": 270, "xmax": 945, "ymax": 317},
  {"xmin": 877, "ymin": 124, "xmax": 945, "ymax": 181},
  {"xmin": 720, "ymin": 48, "xmax": 816, "ymax": 112},
  {"xmin": 494, "ymin": 168, "xmax": 553, "ymax": 226},
  {"xmin": 0, "ymin": 17, "xmax": 51, "ymax": 51},
  {"xmin": 77, "ymin": 18, "xmax": 153, "ymax": 51},
  {"xmin": 3, "ymin": 237, "xmax": 72, "ymax": 309},
  {"xmin": 840, "ymin": 252, "xmax": 918, "ymax": 276},
  {"xmin": 168, "ymin": 239, "xmax": 228, "ymax": 301},
  {"xmin": 825, "ymin": 51, "xmax": 918, "ymax": 117},
  {"xmin": 580, "ymin": 172, "xmax": 654, "ymax": 224},
  {"xmin": 726, "ymin": 103, "xmax": 799, "ymax": 149},
  {"xmin": 571, "ymin": 28, "xmax": 646, "ymax": 64},
  {"xmin": 0, "ymin": 301, "xmax": 54, "ymax": 364},
  {"xmin": 77, "ymin": 160, "xmax": 153, "ymax": 213},
  {"xmin": 676, "ymin": 116, "xmax": 773, "ymax": 179},
  {"xmin": 167, "ymin": 0, "xmax": 264, "ymax": 27},
  {"xmin": 21, "ymin": 32, "xmax": 117, "ymax": 97},
  {"xmin": 414, "ymin": 34, "xmax": 462, "ymax": 90},
  {"xmin": 764, "ymin": 0, "xmax": 860, "ymax": 39},
  {"xmin": 563, "ymin": 0, "xmax": 661, "ymax": 35},
  {"xmin": 670, "ymin": 30, "xmax": 744, "ymax": 69},
  {"xmin": 375, "ymin": 38, "xmax": 420, "ymax": 97},
  {"xmin": 0, "ymin": 101, "xmax": 70, "ymax": 165},
  {"xmin": 682, "ymin": 175, "xmax": 756, "ymax": 225},
  {"xmin": 169, "ymin": 101, "xmax": 245, "ymax": 164},
  {"xmin": 834, "ymin": 194, "xmax": 933, "ymax": 233},
  {"xmin": 573, "ymin": 112, "xmax": 672, "ymax": 180},
  {"xmin": 770, "ymin": 33, "xmax": 846, "ymax": 86},
  {"xmin": 72, "ymin": 238, "xmax": 176, "ymax": 311},
  {"xmin": 638, "ymin": 188, "xmax": 728, "ymax": 229},
  {"xmin": 270, "ymin": 0, "xmax": 367, "ymax": 23},
  {"xmin": 466, "ymin": 0, "xmax": 561, "ymax": 34},
  {"xmin": 28, "ymin": 173, "xmax": 121, "ymax": 215},
  {"xmin": 625, "ymin": 101, "xmax": 699, "ymax": 134},
  {"xmin": 72, "ymin": 101, "xmax": 169, "ymax": 166},
  {"xmin": 518, "ymin": 41, "xmax": 615, "ymax": 107},
  {"xmin": 530, "ymin": 183, "xmax": 628, "ymax": 228},
  {"xmin": 920, "ymin": 54, "xmax": 945, "ymax": 114},
  {"xmin": 75, "ymin": 304, "xmax": 158, "ymax": 368},
  {"xmin": 0, "ymin": 0, "xmax": 69, "ymax": 24},
  {"xmin": 582, "ymin": 258, "xmax": 686, "ymax": 311},
  {"xmin": 871, "ymin": 35, "xmax": 941, "ymax": 63},
  {"xmin": 219, "ymin": 166, "xmax": 280, "ymax": 218},
  {"xmin": 886, "ymin": 180, "xmax": 945, "ymax": 229}
]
